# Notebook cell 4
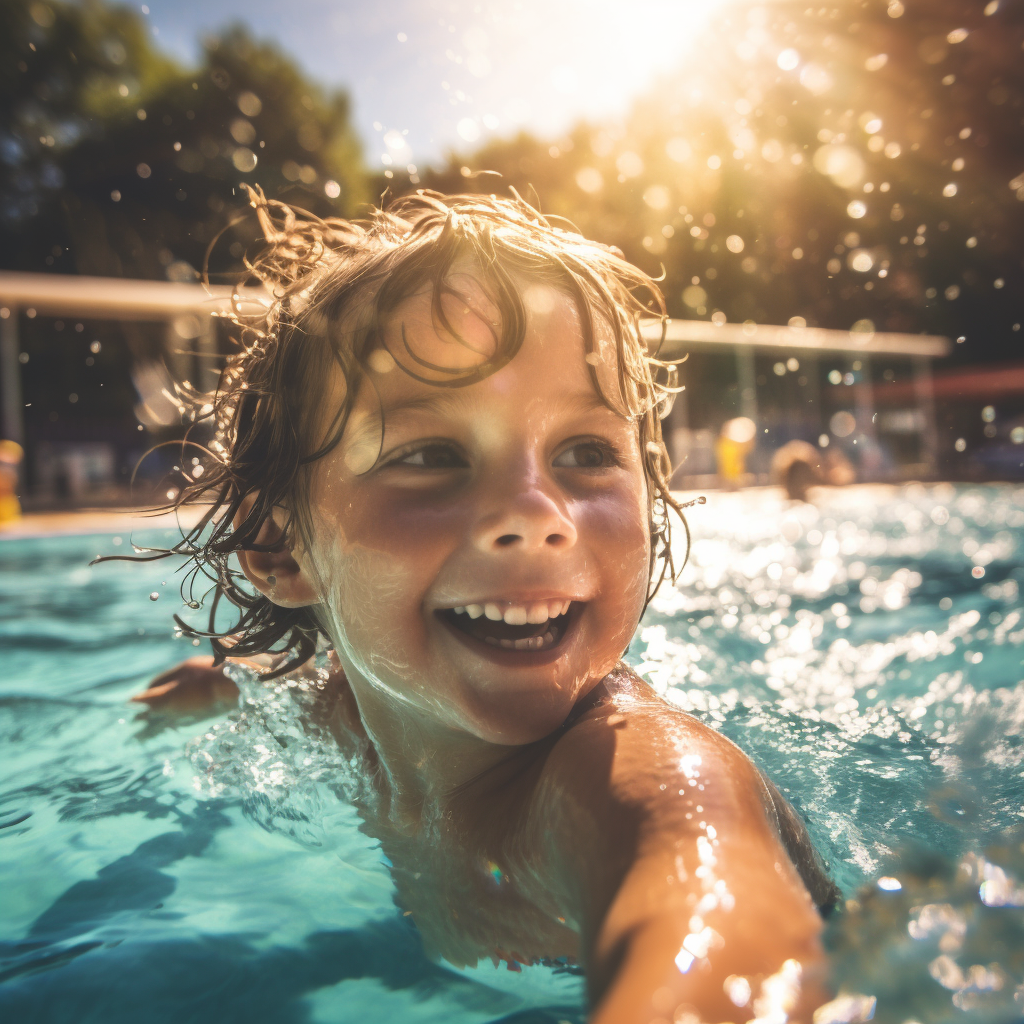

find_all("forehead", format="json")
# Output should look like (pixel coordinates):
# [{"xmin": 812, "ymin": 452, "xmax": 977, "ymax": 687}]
[
  {"xmin": 310, "ymin": 278, "xmax": 640, "ymax": 479},
  {"xmin": 369, "ymin": 276, "xmax": 624, "ymax": 411}
]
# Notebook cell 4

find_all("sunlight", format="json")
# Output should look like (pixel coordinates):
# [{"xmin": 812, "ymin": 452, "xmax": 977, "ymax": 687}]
[{"xmin": 440, "ymin": 0, "xmax": 738, "ymax": 144}]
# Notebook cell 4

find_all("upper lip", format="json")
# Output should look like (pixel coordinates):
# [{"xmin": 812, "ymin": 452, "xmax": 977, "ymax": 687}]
[{"xmin": 433, "ymin": 594, "xmax": 583, "ymax": 609}]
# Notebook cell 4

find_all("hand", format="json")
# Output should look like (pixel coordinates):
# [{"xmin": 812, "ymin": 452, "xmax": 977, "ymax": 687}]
[{"xmin": 132, "ymin": 656, "xmax": 239, "ymax": 713}]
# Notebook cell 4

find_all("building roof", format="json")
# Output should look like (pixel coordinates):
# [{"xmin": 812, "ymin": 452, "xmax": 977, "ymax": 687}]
[
  {"xmin": 640, "ymin": 318, "xmax": 950, "ymax": 358},
  {"xmin": 0, "ymin": 271, "xmax": 949, "ymax": 359},
  {"xmin": 0, "ymin": 271, "xmax": 269, "ymax": 321}
]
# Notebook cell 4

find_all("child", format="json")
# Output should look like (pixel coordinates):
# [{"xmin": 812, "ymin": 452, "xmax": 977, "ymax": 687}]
[{"xmin": 134, "ymin": 188, "xmax": 839, "ymax": 1024}]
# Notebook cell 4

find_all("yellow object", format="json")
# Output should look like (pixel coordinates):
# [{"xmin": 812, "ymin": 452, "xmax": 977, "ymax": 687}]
[
  {"xmin": 715, "ymin": 417, "xmax": 756, "ymax": 487},
  {"xmin": 0, "ymin": 493, "xmax": 21, "ymax": 524},
  {"xmin": 0, "ymin": 441, "xmax": 22, "ymax": 523},
  {"xmin": 715, "ymin": 436, "xmax": 749, "ymax": 484}
]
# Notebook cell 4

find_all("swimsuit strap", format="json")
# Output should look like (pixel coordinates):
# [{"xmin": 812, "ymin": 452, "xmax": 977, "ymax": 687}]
[{"xmin": 757, "ymin": 771, "xmax": 842, "ymax": 917}]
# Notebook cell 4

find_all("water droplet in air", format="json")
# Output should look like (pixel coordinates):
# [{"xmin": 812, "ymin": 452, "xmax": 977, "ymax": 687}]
[
  {"xmin": 777, "ymin": 48, "xmax": 800, "ymax": 71},
  {"xmin": 149, "ymin": 592, "xmax": 160, "ymax": 601}
]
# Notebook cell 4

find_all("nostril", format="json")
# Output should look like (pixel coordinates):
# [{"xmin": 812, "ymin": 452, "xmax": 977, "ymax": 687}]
[
  {"xmin": 496, "ymin": 534, "xmax": 520, "ymax": 547},
  {"xmin": 545, "ymin": 533, "xmax": 567, "ymax": 546}
]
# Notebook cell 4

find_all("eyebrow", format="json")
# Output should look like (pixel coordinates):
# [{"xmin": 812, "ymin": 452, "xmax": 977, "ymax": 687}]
[{"xmin": 379, "ymin": 384, "xmax": 615, "ymax": 421}]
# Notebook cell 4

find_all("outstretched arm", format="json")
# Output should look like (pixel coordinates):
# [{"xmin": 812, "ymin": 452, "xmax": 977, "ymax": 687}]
[
  {"xmin": 538, "ymin": 704, "xmax": 829, "ymax": 1024},
  {"xmin": 132, "ymin": 656, "xmax": 240, "ymax": 712}
]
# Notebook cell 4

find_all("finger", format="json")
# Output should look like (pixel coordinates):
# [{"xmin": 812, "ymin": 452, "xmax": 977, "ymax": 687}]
[{"xmin": 131, "ymin": 680, "xmax": 179, "ymax": 703}]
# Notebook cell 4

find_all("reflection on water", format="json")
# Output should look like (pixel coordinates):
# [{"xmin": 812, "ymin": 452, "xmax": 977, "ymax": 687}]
[
  {"xmin": 2, "ymin": 483, "xmax": 1024, "ymax": 1022},
  {"xmin": 638, "ymin": 483, "xmax": 1024, "ymax": 1023}
]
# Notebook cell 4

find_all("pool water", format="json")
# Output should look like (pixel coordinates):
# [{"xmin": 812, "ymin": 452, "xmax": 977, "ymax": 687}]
[{"xmin": 2, "ymin": 483, "xmax": 1023, "ymax": 1024}]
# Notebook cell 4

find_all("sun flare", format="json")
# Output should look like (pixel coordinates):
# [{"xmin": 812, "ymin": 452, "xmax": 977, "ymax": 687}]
[{"xmin": 435, "ymin": 0, "xmax": 738, "ymax": 145}]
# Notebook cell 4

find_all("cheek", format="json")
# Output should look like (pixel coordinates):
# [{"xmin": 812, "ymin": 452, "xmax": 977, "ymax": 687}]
[
  {"xmin": 576, "ymin": 481, "xmax": 652, "ymax": 606},
  {"xmin": 309, "ymin": 535, "xmax": 423, "ymax": 683},
  {"xmin": 301, "ymin": 488, "xmax": 461, "ymax": 676}
]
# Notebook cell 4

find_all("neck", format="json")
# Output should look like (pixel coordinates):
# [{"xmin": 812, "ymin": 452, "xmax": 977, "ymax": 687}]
[{"xmin": 338, "ymin": 663, "xmax": 524, "ymax": 830}]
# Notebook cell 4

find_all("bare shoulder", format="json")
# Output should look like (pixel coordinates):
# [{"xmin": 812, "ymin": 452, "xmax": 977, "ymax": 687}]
[
  {"xmin": 532, "ymin": 663, "xmax": 839, "ymax": 921},
  {"xmin": 542, "ymin": 663, "xmax": 770, "ymax": 828}
]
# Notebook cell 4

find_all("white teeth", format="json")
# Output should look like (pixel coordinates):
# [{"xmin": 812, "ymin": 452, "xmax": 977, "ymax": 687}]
[
  {"xmin": 452, "ymin": 599, "xmax": 575, "ymax": 625},
  {"xmin": 543, "ymin": 630, "xmax": 554, "ymax": 644},
  {"xmin": 499, "ymin": 638, "xmax": 515, "ymax": 649},
  {"xmin": 526, "ymin": 602, "xmax": 549, "ymax": 624}
]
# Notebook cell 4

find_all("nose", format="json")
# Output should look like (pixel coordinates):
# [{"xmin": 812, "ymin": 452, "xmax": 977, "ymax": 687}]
[{"xmin": 470, "ymin": 466, "xmax": 578, "ymax": 554}]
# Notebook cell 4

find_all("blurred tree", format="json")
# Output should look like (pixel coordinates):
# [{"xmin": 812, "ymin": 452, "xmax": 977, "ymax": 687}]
[
  {"xmin": 392, "ymin": 0, "xmax": 1024, "ymax": 366},
  {"xmin": 0, "ymin": 0, "xmax": 367, "ymax": 283},
  {"xmin": 0, "ymin": 0, "xmax": 367, "ymax": 500}
]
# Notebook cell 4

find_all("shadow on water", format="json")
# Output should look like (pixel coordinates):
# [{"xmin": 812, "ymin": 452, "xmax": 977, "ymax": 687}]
[{"xmin": 0, "ymin": 805, "xmax": 584, "ymax": 1024}]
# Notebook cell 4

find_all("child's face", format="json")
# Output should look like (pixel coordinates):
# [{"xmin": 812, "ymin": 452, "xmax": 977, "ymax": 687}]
[{"xmin": 294, "ymin": 277, "xmax": 651, "ymax": 744}]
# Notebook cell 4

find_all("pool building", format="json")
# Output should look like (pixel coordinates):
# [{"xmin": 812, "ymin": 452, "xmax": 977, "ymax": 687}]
[{"xmin": 4, "ymin": 269, "xmax": 1015, "ymax": 504}]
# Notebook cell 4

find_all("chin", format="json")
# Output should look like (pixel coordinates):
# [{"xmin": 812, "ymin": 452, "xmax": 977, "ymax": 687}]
[{"xmin": 455, "ymin": 664, "xmax": 602, "ymax": 746}]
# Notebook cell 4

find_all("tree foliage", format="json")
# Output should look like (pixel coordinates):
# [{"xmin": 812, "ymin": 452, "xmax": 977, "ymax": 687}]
[
  {"xmin": 394, "ymin": 0, "xmax": 1024, "ymax": 365},
  {"xmin": 0, "ymin": 0, "xmax": 367, "ymax": 282}
]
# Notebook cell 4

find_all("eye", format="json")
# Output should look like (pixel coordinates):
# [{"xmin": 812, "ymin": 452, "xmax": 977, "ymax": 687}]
[
  {"xmin": 390, "ymin": 442, "xmax": 468, "ymax": 470},
  {"xmin": 552, "ymin": 439, "xmax": 619, "ymax": 470}
]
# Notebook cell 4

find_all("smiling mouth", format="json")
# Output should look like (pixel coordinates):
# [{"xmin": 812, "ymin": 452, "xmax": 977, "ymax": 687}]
[{"xmin": 437, "ymin": 600, "xmax": 579, "ymax": 653}]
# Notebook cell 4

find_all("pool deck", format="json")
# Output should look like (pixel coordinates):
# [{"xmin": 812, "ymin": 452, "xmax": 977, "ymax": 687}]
[
  {"xmin": 1, "ymin": 481, "xmax": 1014, "ymax": 540},
  {"xmin": 0, "ymin": 506, "xmax": 208, "ymax": 539}
]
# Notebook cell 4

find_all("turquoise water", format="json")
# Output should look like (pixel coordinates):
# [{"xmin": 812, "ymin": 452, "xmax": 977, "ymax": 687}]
[{"xmin": 2, "ymin": 484, "xmax": 1023, "ymax": 1023}]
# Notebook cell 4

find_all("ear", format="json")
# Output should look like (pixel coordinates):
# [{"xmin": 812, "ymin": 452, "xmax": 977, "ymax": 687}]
[{"xmin": 233, "ymin": 496, "xmax": 319, "ymax": 609}]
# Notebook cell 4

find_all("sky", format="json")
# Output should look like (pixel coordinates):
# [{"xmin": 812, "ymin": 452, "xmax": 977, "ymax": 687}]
[{"xmin": 140, "ymin": 0, "xmax": 733, "ymax": 169}]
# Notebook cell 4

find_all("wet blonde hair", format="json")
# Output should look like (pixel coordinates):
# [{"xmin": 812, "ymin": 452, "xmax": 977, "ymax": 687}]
[{"xmin": 138, "ymin": 187, "xmax": 686, "ymax": 670}]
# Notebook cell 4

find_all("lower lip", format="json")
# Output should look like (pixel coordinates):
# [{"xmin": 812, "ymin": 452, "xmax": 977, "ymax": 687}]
[{"xmin": 435, "ymin": 605, "xmax": 582, "ymax": 667}]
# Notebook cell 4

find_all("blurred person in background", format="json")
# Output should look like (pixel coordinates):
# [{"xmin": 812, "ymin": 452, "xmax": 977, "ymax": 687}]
[
  {"xmin": 0, "ymin": 441, "xmax": 23, "ymax": 525},
  {"xmin": 715, "ymin": 416, "xmax": 756, "ymax": 490}
]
